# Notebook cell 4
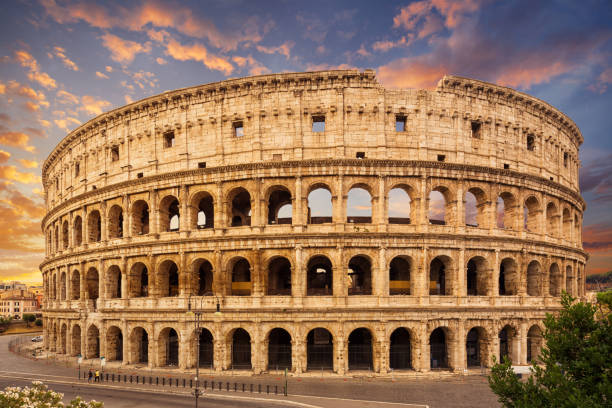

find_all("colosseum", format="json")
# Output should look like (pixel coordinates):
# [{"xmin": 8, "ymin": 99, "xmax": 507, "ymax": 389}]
[{"xmin": 40, "ymin": 69, "xmax": 587, "ymax": 376}]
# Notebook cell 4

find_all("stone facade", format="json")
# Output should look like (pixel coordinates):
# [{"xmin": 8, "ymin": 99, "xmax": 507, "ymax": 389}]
[{"xmin": 40, "ymin": 70, "xmax": 586, "ymax": 375}]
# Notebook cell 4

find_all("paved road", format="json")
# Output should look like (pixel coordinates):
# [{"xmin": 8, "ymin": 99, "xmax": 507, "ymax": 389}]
[{"xmin": 0, "ymin": 334, "xmax": 500, "ymax": 407}]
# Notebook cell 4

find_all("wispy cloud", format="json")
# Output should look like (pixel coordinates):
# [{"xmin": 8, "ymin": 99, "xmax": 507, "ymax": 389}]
[
  {"xmin": 14, "ymin": 50, "xmax": 57, "ymax": 89},
  {"xmin": 100, "ymin": 32, "xmax": 151, "ymax": 64},
  {"xmin": 49, "ymin": 46, "xmax": 79, "ymax": 71}
]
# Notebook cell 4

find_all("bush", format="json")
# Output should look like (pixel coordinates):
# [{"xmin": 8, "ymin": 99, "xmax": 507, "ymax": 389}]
[
  {"xmin": 22, "ymin": 314, "xmax": 36, "ymax": 327},
  {"xmin": 35, "ymin": 319, "xmax": 42, "ymax": 327},
  {"xmin": 0, "ymin": 381, "xmax": 103, "ymax": 407}
]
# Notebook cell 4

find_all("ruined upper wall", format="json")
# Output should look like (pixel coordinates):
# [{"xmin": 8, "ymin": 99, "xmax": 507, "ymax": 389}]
[{"xmin": 42, "ymin": 69, "xmax": 583, "ymax": 208}]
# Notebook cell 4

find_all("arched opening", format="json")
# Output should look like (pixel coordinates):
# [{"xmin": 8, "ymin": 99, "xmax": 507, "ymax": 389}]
[
  {"xmin": 160, "ymin": 196, "xmax": 180, "ymax": 232},
  {"xmin": 108, "ymin": 205, "xmax": 124, "ymax": 238},
  {"xmin": 54, "ymin": 226, "xmax": 59, "ymax": 251},
  {"xmin": 229, "ymin": 188, "xmax": 251, "ymax": 227},
  {"xmin": 86, "ymin": 267, "xmax": 99, "ymax": 300},
  {"xmin": 497, "ymin": 192, "xmax": 516, "ymax": 229},
  {"xmin": 430, "ymin": 328, "xmax": 449, "ymax": 369},
  {"xmin": 197, "ymin": 328, "xmax": 213, "ymax": 368},
  {"xmin": 231, "ymin": 258, "xmax": 251, "ymax": 296},
  {"xmin": 348, "ymin": 328, "xmax": 373, "ymax": 370},
  {"xmin": 70, "ymin": 270, "xmax": 80, "ymax": 300},
  {"xmin": 566, "ymin": 265, "xmax": 574, "ymax": 296},
  {"xmin": 157, "ymin": 260, "xmax": 179, "ymax": 297},
  {"xmin": 348, "ymin": 255, "xmax": 372, "ymax": 295},
  {"xmin": 307, "ymin": 185, "xmax": 332, "ymax": 224},
  {"xmin": 390, "ymin": 328, "xmax": 412, "ymax": 370},
  {"xmin": 71, "ymin": 325, "xmax": 81, "ymax": 356},
  {"xmin": 527, "ymin": 260, "xmax": 542, "ymax": 296},
  {"xmin": 499, "ymin": 258, "xmax": 518, "ymax": 295},
  {"xmin": 131, "ymin": 200, "xmax": 149, "ymax": 235},
  {"xmin": 193, "ymin": 259, "xmax": 213, "ymax": 296},
  {"xmin": 524, "ymin": 196, "xmax": 540, "ymax": 233},
  {"xmin": 549, "ymin": 263, "xmax": 562, "ymax": 296},
  {"xmin": 574, "ymin": 215, "xmax": 580, "ymax": 244},
  {"xmin": 429, "ymin": 187, "xmax": 451, "ymax": 225},
  {"xmin": 465, "ymin": 191, "xmax": 478, "ymax": 227},
  {"xmin": 466, "ymin": 256, "xmax": 489, "ymax": 296},
  {"xmin": 59, "ymin": 323, "xmax": 67, "ymax": 354},
  {"xmin": 267, "ymin": 188, "xmax": 292, "ymax": 225},
  {"xmin": 192, "ymin": 192, "xmax": 214, "ymax": 229},
  {"xmin": 267, "ymin": 257, "xmax": 291, "ymax": 295},
  {"xmin": 307, "ymin": 328, "xmax": 333, "ymax": 371},
  {"xmin": 389, "ymin": 256, "xmax": 411, "ymax": 295},
  {"xmin": 87, "ymin": 210, "xmax": 101, "ymax": 242},
  {"xmin": 106, "ymin": 326, "xmax": 123, "ymax": 361},
  {"xmin": 466, "ymin": 327, "xmax": 488, "ymax": 368},
  {"xmin": 346, "ymin": 187, "xmax": 372, "ymax": 223},
  {"xmin": 73, "ymin": 216, "xmax": 83, "ymax": 246},
  {"xmin": 268, "ymin": 328, "xmax": 292, "ymax": 370},
  {"xmin": 527, "ymin": 325, "xmax": 543, "ymax": 363},
  {"xmin": 546, "ymin": 202, "xmax": 559, "ymax": 237},
  {"xmin": 129, "ymin": 327, "xmax": 149, "ymax": 364},
  {"xmin": 388, "ymin": 186, "xmax": 412, "ymax": 224},
  {"xmin": 51, "ymin": 274, "xmax": 56, "ymax": 300},
  {"xmin": 49, "ymin": 323, "xmax": 56, "ymax": 351},
  {"xmin": 231, "ymin": 328, "xmax": 251, "ymax": 369},
  {"xmin": 562, "ymin": 208, "xmax": 571, "ymax": 240},
  {"xmin": 159, "ymin": 328, "xmax": 179, "ymax": 366},
  {"xmin": 499, "ymin": 325, "xmax": 517, "ymax": 364},
  {"xmin": 307, "ymin": 256, "xmax": 332, "ymax": 296},
  {"xmin": 59, "ymin": 272, "xmax": 66, "ymax": 300},
  {"xmin": 62, "ymin": 220, "xmax": 69, "ymax": 249},
  {"xmin": 129, "ymin": 263, "xmax": 149, "ymax": 298},
  {"xmin": 106, "ymin": 265, "xmax": 122, "ymax": 299},
  {"xmin": 430, "ymin": 256, "xmax": 451, "ymax": 295},
  {"xmin": 86, "ymin": 325, "xmax": 100, "ymax": 359}
]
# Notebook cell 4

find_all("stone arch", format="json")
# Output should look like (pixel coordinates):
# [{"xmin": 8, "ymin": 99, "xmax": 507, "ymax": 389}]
[
  {"xmin": 497, "ymin": 192, "xmax": 517, "ymax": 229},
  {"xmin": 73, "ymin": 215, "xmax": 83, "ymax": 246},
  {"xmin": 229, "ymin": 257, "xmax": 251, "ymax": 296},
  {"xmin": 129, "ymin": 326, "xmax": 149, "ymax": 364},
  {"xmin": 59, "ymin": 271, "xmax": 66, "ymax": 300},
  {"xmin": 389, "ymin": 327, "xmax": 413, "ymax": 370},
  {"xmin": 106, "ymin": 265, "xmax": 122, "ymax": 299},
  {"xmin": 348, "ymin": 327, "xmax": 373, "ymax": 370},
  {"xmin": 51, "ymin": 273, "xmax": 57, "ymax": 299},
  {"xmin": 527, "ymin": 260, "xmax": 543, "ymax": 296},
  {"xmin": 59, "ymin": 322, "xmax": 67, "ymax": 354},
  {"xmin": 267, "ymin": 186, "xmax": 292, "ymax": 225},
  {"xmin": 48, "ymin": 321, "xmax": 57, "ymax": 351},
  {"xmin": 388, "ymin": 184, "xmax": 415, "ymax": 224},
  {"xmin": 524, "ymin": 196, "xmax": 540, "ymax": 233},
  {"xmin": 267, "ymin": 256, "xmax": 292, "ymax": 295},
  {"xmin": 62, "ymin": 220, "xmax": 69, "ymax": 249},
  {"xmin": 389, "ymin": 255, "xmax": 412, "ymax": 295},
  {"xmin": 86, "ymin": 324, "xmax": 100, "ymax": 359},
  {"xmin": 549, "ymin": 263, "xmax": 562, "ymax": 296},
  {"xmin": 348, "ymin": 255, "xmax": 372, "ymax": 295},
  {"xmin": 546, "ymin": 201, "xmax": 559, "ymax": 237},
  {"xmin": 429, "ymin": 185, "xmax": 454, "ymax": 225},
  {"xmin": 70, "ymin": 270, "xmax": 80, "ymax": 300},
  {"xmin": 131, "ymin": 200, "xmax": 149, "ymax": 235},
  {"xmin": 86, "ymin": 267, "xmax": 99, "ymax": 300},
  {"xmin": 574, "ymin": 214, "xmax": 581, "ymax": 244},
  {"xmin": 498, "ymin": 324, "xmax": 518, "ymax": 364},
  {"xmin": 466, "ymin": 256, "xmax": 490, "ymax": 296},
  {"xmin": 267, "ymin": 328, "xmax": 292, "ymax": 370},
  {"xmin": 228, "ymin": 187, "xmax": 251, "ymax": 227},
  {"xmin": 158, "ymin": 327, "xmax": 180, "ymax": 367},
  {"xmin": 565, "ymin": 265, "xmax": 574, "ymax": 296},
  {"xmin": 429, "ymin": 255, "xmax": 453, "ymax": 295},
  {"xmin": 129, "ymin": 262, "xmax": 149, "ymax": 298},
  {"xmin": 191, "ymin": 258, "xmax": 214, "ymax": 296},
  {"xmin": 466, "ymin": 326, "xmax": 491, "ymax": 368},
  {"xmin": 527, "ymin": 325, "xmax": 543, "ymax": 363},
  {"xmin": 157, "ymin": 259, "xmax": 179, "ymax": 297},
  {"xmin": 71, "ymin": 324, "xmax": 81, "ymax": 356},
  {"xmin": 190, "ymin": 190, "xmax": 214, "ymax": 230},
  {"xmin": 307, "ymin": 255, "xmax": 333, "ymax": 296},
  {"xmin": 194, "ymin": 327, "xmax": 214, "ymax": 368},
  {"xmin": 306, "ymin": 327, "xmax": 334, "ymax": 371},
  {"xmin": 106, "ymin": 325, "xmax": 123, "ymax": 361},
  {"xmin": 465, "ymin": 187, "xmax": 487, "ymax": 227},
  {"xmin": 347, "ymin": 185, "xmax": 372, "ymax": 223},
  {"xmin": 499, "ymin": 257, "xmax": 518, "ymax": 295},
  {"xmin": 159, "ymin": 195, "xmax": 180, "ymax": 232},
  {"xmin": 229, "ymin": 328, "xmax": 252, "ymax": 369},
  {"xmin": 54, "ymin": 225, "xmax": 59, "ymax": 251},
  {"xmin": 562, "ymin": 207, "xmax": 571, "ymax": 241},
  {"xmin": 429, "ymin": 327, "xmax": 450, "ymax": 369},
  {"xmin": 87, "ymin": 210, "xmax": 101, "ymax": 242},
  {"xmin": 307, "ymin": 182, "xmax": 332, "ymax": 224},
  {"xmin": 107, "ymin": 204, "xmax": 124, "ymax": 238}
]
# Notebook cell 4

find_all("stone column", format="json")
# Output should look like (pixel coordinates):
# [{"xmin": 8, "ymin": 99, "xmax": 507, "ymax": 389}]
[
  {"xmin": 376, "ymin": 176, "xmax": 387, "ymax": 231},
  {"xmin": 492, "ymin": 250, "xmax": 500, "ymax": 298},
  {"xmin": 179, "ymin": 184, "xmax": 188, "ymax": 233},
  {"xmin": 335, "ymin": 335, "xmax": 346, "ymax": 375},
  {"xmin": 376, "ymin": 246, "xmax": 387, "ymax": 297},
  {"xmin": 292, "ymin": 338, "xmax": 305, "ymax": 374},
  {"xmin": 294, "ymin": 176, "xmax": 303, "ymax": 227},
  {"xmin": 333, "ymin": 246, "xmax": 346, "ymax": 297},
  {"xmin": 100, "ymin": 201, "xmax": 107, "ymax": 242},
  {"xmin": 121, "ymin": 257, "xmax": 128, "ymax": 299},
  {"xmin": 252, "ymin": 249, "xmax": 263, "ymax": 297},
  {"xmin": 150, "ymin": 189, "xmax": 159, "ymax": 235},
  {"xmin": 455, "ymin": 320, "xmax": 466, "ymax": 372},
  {"xmin": 80, "ymin": 262, "xmax": 86, "ymax": 301},
  {"xmin": 332, "ymin": 175, "xmax": 344, "ymax": 227},
  {"xmin": 179, "ymin": 329, "xmax": 189, "ymax": 369},
  {"xmin": 294, "ymin": 245, "xmax": 305, "ymax": 298},
  {"xmin": 518, "ymin": 321, "xmax": 527, "ymax": 365},
  {"xmin": 98, "ymin": 259, "xmax": 106, "ymax": 301},
  {"xmin": 215, "ymin": 182, "xmax": 225, "ymax": 231},
  {"xmin": 179, "ymin": 251, "xmax": 187, "ymax": 296},
  {"xmin": 457, "ymin": 248, "xmax": 465, "ymax": 297},
  {"xmin": 416, "ymin": 247, "xmax": 428, "ymax": 299},
  {"xmin": 419, "ymin": 324, "xmax": 430, "ymax": 372}
]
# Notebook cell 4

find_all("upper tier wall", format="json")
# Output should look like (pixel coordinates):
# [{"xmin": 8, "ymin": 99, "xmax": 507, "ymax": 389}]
[{"xmin": 43, "ymin": 70, "xmax": 583, "ymax": 209}]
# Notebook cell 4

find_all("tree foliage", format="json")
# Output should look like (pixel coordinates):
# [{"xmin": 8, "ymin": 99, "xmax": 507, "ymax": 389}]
[
  {"xmin": 488, "ymin": 292, "xmax": 611, "ymax": 407},
  {"xmin": 0, "ymin": 381, "xmax": 103, "ymax": 407},
  {"xmin": 22, "ymin": 313, "xmax": 36, "ymax": 327}
]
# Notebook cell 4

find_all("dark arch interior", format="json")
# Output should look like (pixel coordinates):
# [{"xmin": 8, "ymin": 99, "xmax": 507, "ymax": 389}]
[
  {"xmin": 389, "ymin": 257, "xmax": 411, "ymax": 295},
  {"xmin": 198, "ymin": 329, "xmax": 213, "ymax": 368},
  {"xmin": 197, "ymin": 261, "xmax": 213, "ymax": 296},
  {"xmin": 390, "ymin": 328, "xmax": 412, "ymax": 370},
  {"xmin": 307, "ymin": 256, "xmax": 333, "ymax": 296},
  {"xmin": 466, "ymin": 328, "xmax": 481, "ymax": 367},
  {"xmin": 307, "ymin": 328, "xmax": 333, "ymax": 371},
  {"xmin": 430, "ymin": 328, "xmax": 448, "ymax": 369},
  {"xmin": 231, "ymin": 328, "xmax": 251, "ymax": 369},
  {"xmin": 268, "ymin": 257, "xmax": 292, "ymax": 295},
  {"xmin": 166, "ymin": 328, "xmax": 179, "ymax": 366},
  {"xmin": 348, "ymin": 328, "xmax": 373, "ymax": 370},
  {"xmin": 348, "ymin": 256, "xmax": 372, "ymax": 295},
  {"xmin": 268, "ymin": 189, "xmax": 292, "ymax": 224},
  {"xmin": 268, "ymin": 328, "xmax": 292, "ymax": 370},
  {"xmin": 231, "ymin": 259, "xmax": 251, "ymax": 296},
  {"xmin": 231, "ymin": 190, "xmax": 251, "ymax": 227}
]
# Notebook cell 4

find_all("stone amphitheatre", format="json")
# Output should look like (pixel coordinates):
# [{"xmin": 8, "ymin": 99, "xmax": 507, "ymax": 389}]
[{"xmin": 40, "ymin": 69, "xmax": 586, "ymax": 376}]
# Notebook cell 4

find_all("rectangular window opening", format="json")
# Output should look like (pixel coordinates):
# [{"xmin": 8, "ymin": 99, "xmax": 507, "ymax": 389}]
[
  {"xmin": 272, "ymin": 154, "xmax": 282, "ymax": 161},
  {"xmin": 312, "ymin": 115, "xmax": 325, "ymax": 133},
  {"xmin": 233, "ymin": 121, "xmax": 244, "ymax": 138},
  {"xmin": 75, "ymin": 163, "xmax": 80, "ymax": 177},
  {"xmin": 526, "ymin": 134, "xmax": 535, "ymax": 151},
  {"xmin": 471, "ymin": 121, "xmax": 481, "ymax": 138},
  {"xmin": 563, "ymin": 152, "xmax": 568, "ymax": 168},
  {"xmin": 356, "ymin": 152, "xmax": 365, "ymax": 159},
  {"xmin": 437, "ymin": 154, "xmax": 446, "ymax": 162},
  {"xmin": 137, "ymin": 172, "xmax": 144, "ymax": 178},
  {"xmin": 395, "ymin": 115, "xmax": 407, "ymax": 132},
  {"xmin": 198, "ymin": 162, "xmax": 207, "ymax": 169},
  {"xmin": 163, "ymin": 131, "xmax": 175, "ymax": 148},
  {"xmin": 111, "ymin": 146, "xmax": 119, "ymax": 162},
  {"xmin": 503, "ymin": 163, "xmax": 510, "ymax": 170}
]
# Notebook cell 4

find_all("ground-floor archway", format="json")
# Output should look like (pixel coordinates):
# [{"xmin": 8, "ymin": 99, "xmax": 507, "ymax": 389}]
[
  {"xmin": 198, "ymin": 328, "xmax": 213, "ymax": 368},
  {"xmin": 268, "ymin": 328, "xmax": 291, "ymax": 370},
  {"xmin": 430, "ymin": 328, "xmax": 448, "ymax": 369},
  {"xmin": 106, "ymin": 326, "xmax": 123, "ymax": 362},
  {"xmin": 389, "ymin": 328, "xmax": 412, "ymax": 370},
  {"xmin": 307, "ymin": 328, "xmax": 333, "ymax": 371},
  {"xmin": 71, "ymin": 325, "xmax": 81, "ymax": 356},
  {"xmin": 348, "ymin": 328, "xmax": 373, "ymax": 370},
  {"xmin": 86, "ymin": 325, "xmax": 100, "ymax": 359},
  {"xmin": 231, "ymin": 328, "xmax": 251, "ymax": 369},
  {"xmin": 129, "ymin": 327, "xmax": 149, "ymax": 364}
]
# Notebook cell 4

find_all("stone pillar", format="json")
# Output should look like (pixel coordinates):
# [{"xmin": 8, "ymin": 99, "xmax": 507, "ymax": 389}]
[
  {"xmin": 335, "ymin": 335, "xmax": 346, "ymax": 375},
  {"xmin": 121, "ymin": 257, "xmax": 128, "ymax": 299},
  {"xmin": 419, "ymin": 176, "xmax": 427, "ymax": 228},
  {"xmin": 492, "ymin": 250, "xmax": 500, "ymax": 297},
  {"xmin": 98, "ymin": 259, "xmax": 106, "ymax": 301},
  {"xmin": 416, "ymin": 247, "xmax": 428, "ymax": 298},
  {"xmin": 294, "ymin": 245, "xmax": 305, "ymax": 298},
  {"xmin": 125, "ymin": 197, "xmax": 132, "ymax": 238},
  {"xmin": 455, "ymin": 320, "xmax": 466, "ymax": 372},
  {"xmin": 294, "ymin": 176, "xmax": 303, "ymax": 227},
  {"xmin": 179, "ymin": 329, "xmax": 189, "ymax": 369},
  {"xmin": 518, "ymin": 321, "xmax": 527, "ymax": 365},
  {"xmin": 456, "ymin": 183, "xmax": 465, "ymax": 228},
  {"xmin": 332, "ymin": 175, "xmax": 344, "ymax": 227},
  {"xmin": 150, "ymin": 189, "xmax": 159, "ymax": 235},
  {"xmin": 376, "ymin": 246, "xmax": 387, "ymax": 297},
  {"xmin": 333, "ymin": 246, "xmax": 346, "ymax": 297},
  {"xmin": 457, "ymin": 248, "xmax": 465, "ymax": 297},
  {"xmin": 292, "ymin": 338, "xmax": 305, "ymax": 374},
  {"xmin": 121, "ymin": 320, "xmax": 129, "ymax": 366},
  {"xmin": 80, "ymin": 262, "xmax": 86, "ymax": 301},
  {"xmin": 214, "ymin": 338, "xmax": 224, "ymax": 372},
  {"xmin": 179, "ymin": 251, "xmax": 187, "ymax": 296},
  {"xmin": 376, "ymin": 176, "xmax": 387, "ymax": 230},
  {"xmin": 179, "ymin": 184, "xmax": 188, "ymax": 233},
  {"xmin": 100, "ymin": 201, "xmax": 107, "ymax": 242},
  {"xmin": 215, "ymin": 182, "xmax": 225, "ymax": 231},
  {"xmin": 252, "ymin": 249, "xmax": 263, "ymax": 297},
  {"xmin": 419, "ymin": 324, "xmax": 430, "ymax": 372}
]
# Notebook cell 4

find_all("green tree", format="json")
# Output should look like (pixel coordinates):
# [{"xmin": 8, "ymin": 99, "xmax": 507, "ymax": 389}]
[
  {"xmin": 0, "ymin": 316, "xmax": 12, "ymax": 332},
  {"xmin": 0, "ymin": 381, "xmax": 103, "ymax": 407},
  {"xmin": 488, "ymin": 292, "xmax": 612, "ymax": 407},
  {"xmin": 35, "ymin": 318, "xmax": 43, "ymax": 327},
  {"xmin": 22, "ymin": 313, "xmax": 36, "ymax": 327}
]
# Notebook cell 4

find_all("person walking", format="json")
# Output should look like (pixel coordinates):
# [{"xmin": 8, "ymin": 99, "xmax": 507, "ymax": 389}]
[
  {"xmin": 87, "ymin": 370, "xmax": 92, "ymax": 383},
  {"xmin": 95, "ymin": 370, "xmax": 100, "ymax": 383}
]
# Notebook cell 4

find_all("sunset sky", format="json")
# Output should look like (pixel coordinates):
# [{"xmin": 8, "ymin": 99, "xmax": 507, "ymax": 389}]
[{"xmin": 0, "ymin": 0, "xmax": 611, "ymax": 283}]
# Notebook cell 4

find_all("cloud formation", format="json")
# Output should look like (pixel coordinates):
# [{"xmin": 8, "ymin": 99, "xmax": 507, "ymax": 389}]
[
  {"xmin": 0, "ymin": 131, "xmax": 36, "ymax": 152},
  {"xmin": 14, "ymin": 50, "xmax": 57, "ymax": 89},
  {"xmin": 100, "ymin": 32, "xmax": 151, "ymax": 64},
  {"xmin": 49, "ymin": 46, "xmax": 79, "ymax": 71},
  {"xmin": 165, "ymin": 39, "xmax": 233, "ymax": 75}
]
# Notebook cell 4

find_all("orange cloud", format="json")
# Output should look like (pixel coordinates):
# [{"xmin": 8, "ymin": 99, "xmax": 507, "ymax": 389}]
[
  {"xmin": 0, "ymin": 131, "xmax": 36, "ymax": 152},
  {"xmin": 50, "ymin": 46, "xmax": 79, "ymax": 71},
  {"xmin": 100, "ymin": 32, "xmax": 152, "ymax": 64},
  {"xmin": 105, "ymin": 65, "xmax": 113, "ymax": 72},
  {"xmin": 17, "ymin": 159, "xmax": 38, "ymax": 169},
  {"xmin": 393, "ymin": 0, "xmax": 481, "ymax": 35},
  {"xmin": 79, "ymin": 95, "xmax": 112, "ymax": 116},
  {"xmin": 56, "ymin": 89, "xmax": 79, "ymax": 105},
  {"xmin": 582, "ymin": 222, "xmax": 612, "ymax": 253},
  {"xmin": 378, "ymin": 59, "xmax": 447, "ymax": 89},
  {"xmin": 14, "ymin": 50, "xmax": 57, "ymax": 89},
  {"xmin": 165, "ymin": 39, "xmax": 233, "ymax": 75},
  {"xmin": 0, "ymin": 150, "xmax": 10, "ymax": 164},
  {"xmin": 0, "ymin": 166, "xmax": 41, "ymax": 184},
  {"xmin": 0, "ymin": 186, "xmax": 45, "ymax": 255},
  {"xmin": 256, "ymin": 41, "xmax": 294, "ymax": 59},
  {"xmin": 95, "ymin": 71, "xmax": 109, "ymax": 79},
  {"xmin": 1, "ymin": 81, "xmax": 49, "ymax": 107},
  {"xmin": 155, "ymin": 57, "xmax": 167, "ymax": 65},
  {"xmin": 372, "ymin": 35, "xmax": 414, "ymax": 52},
  {"xmin": 232, "ymin": 55, "xmax": 269, "ymax": 76},
  {"xmin": 54, "ymin": 117, "xmax": 81, "ymax": 131}
]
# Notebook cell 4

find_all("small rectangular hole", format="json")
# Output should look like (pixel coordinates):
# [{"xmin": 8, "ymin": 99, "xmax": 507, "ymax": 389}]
[
  {"xmin": 437, "ymin": 154, "xmax": 445, "ymax": 162},
  {"xmin": 163, "ymin": 131, "xmax": 175, "ymax": 148},
  {"xmin": 92, "ymin": 185, "xmax": 97, "ymax": 190},
  {"xmin": 312, "ymin": 115, "xmax": 325, "ymax": 132},
  {"xmin": 272, "ymin": 154, "xmax": 282, "ymax": 161},
  {"xmin": 503, "ymin": 163, "xmax": 510, "ymax": 169},
  {"xmin": 356, "ymin": 152, "xmax": 365, "ymax": 159},
  {"xmin": 395, "ymin": 115, "xmax": 406, "ymax": 132},
  {"xmin": 527, "ymin": 134, "xmax": 535, "ymax": 151},
  {"xmin": 111, "ymin": 146, "xmax": 119, "ymax": 162},
  {"xmin": 137, "ymin": 172, "xmax": 143, "ymax": 178},
  {"xmin": 75, "ymin": 163, "xmax": 80, "ymax": 177},
  {"xmin": 563, "ymin": 152, "xmax": 568, "ymax": 168},
  {"xmin": 233, "ymin": 121, "xmax": 244, "ymax": 137},
  {"xmin": 550, "ymin": 176, "xmax": 554, "ymax": 181},
  {"xmin": 198, "ymin": 162, "xmax": 207, "ymax": 169},
  {"xmin": 471, "ymin": 121, "xmax": 481, "ymax": 138}
]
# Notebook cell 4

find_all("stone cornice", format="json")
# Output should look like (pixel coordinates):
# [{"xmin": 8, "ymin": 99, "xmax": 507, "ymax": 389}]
[{"xmin": 41, "ymin": 158, "xmax": 586, "ymax": 228}]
